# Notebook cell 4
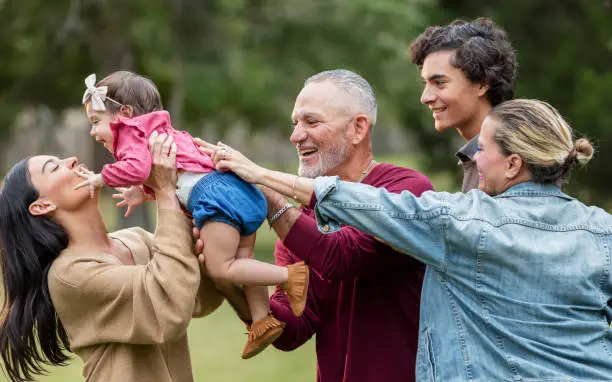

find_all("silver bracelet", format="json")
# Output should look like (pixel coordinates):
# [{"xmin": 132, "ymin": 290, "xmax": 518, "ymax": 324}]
[{"xmin": 268, "ymin": 203, "xmax": 295, "ymax": 227}]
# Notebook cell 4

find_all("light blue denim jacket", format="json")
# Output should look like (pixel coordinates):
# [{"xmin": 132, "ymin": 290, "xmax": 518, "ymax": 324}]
[{"xmin": 313, "ymin": 178, "xmax": 612, "ymax": 381}]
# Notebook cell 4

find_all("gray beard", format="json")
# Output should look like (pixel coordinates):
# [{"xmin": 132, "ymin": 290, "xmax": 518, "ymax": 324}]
[{"xmin": 297, "ymin": 142, "xmax": 349, "ymax": 179}]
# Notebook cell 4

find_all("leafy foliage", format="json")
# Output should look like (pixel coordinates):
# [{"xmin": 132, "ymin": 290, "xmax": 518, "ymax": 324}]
[
  {"xmin": 0, "ymin": 0, "xmax": 430, "ymax": 131},
  {"xmin": 1, "ymin": 0, "xmax": 611, "ymax": 204}
]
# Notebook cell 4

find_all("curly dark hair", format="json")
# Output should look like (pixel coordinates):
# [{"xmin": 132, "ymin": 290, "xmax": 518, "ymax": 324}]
[{"xmin": 410, "ymin": 18, "xmax": 517, "ymax": 106}]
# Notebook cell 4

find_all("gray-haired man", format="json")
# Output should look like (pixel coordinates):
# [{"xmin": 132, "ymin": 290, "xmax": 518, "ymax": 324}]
[{"xmin": 263, "ymin": 69, "xmax": 433, "ymax": 382}]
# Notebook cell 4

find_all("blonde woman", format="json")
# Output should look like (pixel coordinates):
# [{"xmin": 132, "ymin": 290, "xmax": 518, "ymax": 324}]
[{"xmin": 198, "ymin": 99, "xmax": 612, "ymax": 381}]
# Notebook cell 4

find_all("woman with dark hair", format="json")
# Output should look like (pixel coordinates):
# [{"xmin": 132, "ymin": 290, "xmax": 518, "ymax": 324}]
[
  {"xmin": 0, "ymin": 133, "xmax": 228, "ymax": 382},
  {"xmin": 0, "ymin": 157, "xmax": 71, "ymax": 379}
]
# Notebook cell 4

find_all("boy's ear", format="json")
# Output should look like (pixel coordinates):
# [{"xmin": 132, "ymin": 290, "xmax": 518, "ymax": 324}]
[
  {"xmin": 29, "ymin": 200, "xmax": 57, "ymax": 216},
  {"xmin": 478, "ymin": 82, "xmax": 490, "ymax": 97},
  {"xmin": 119, "ymin": 105, "xmax": 134, "ymax": 118}
]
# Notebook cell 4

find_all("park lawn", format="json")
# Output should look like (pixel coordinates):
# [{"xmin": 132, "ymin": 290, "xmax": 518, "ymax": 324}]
[{"xmin": 15, "ymin": 302, "xmax": 316, "ymax": 382}]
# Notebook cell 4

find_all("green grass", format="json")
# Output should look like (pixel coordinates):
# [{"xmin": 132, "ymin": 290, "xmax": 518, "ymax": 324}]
[{"xmin": 15, "ymin": 303, "xmax": 315, "ymax": 382}]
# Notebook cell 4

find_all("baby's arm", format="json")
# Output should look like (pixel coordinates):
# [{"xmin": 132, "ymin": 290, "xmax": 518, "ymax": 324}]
[
  {"xmin": 73, "ymin": 166, "xmax": 104, "ymax": 198},
  {"xmin": 102, "ymin": 125, "xmax": 154, "ymax": 188}
]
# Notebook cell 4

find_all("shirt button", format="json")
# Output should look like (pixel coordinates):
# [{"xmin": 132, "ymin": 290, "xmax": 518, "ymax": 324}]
[{"xmin": 322, "ymin": 224, "xmax": 329, "ymax": 232}]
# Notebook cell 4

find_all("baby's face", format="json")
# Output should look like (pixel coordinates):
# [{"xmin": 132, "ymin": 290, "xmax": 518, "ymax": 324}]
[{"xmin": 85, "ymin": 102, "xmax": 115, "ymax": 153}]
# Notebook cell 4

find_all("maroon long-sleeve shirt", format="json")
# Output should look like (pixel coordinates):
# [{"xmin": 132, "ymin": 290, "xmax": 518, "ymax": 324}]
[{"xmin": 270, "ymin": 163, "xmax": 433, "ymax": 382}]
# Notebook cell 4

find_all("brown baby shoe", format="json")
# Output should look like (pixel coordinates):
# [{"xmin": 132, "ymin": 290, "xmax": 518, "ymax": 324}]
[
  {"xmin": 242, "ymin": 313, "xmax": 285, "ymax": 359},
  {"xmin": 280, "ymin": 261, "xmax": 309, "ymax": 316}
]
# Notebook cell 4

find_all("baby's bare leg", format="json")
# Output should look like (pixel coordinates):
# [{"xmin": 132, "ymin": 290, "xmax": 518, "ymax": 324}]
[
  {"xmin": 202, "ymin": 222, "xmax": 288, "ymax": 284},
  {"xmin": 201, "ymin": 222, "xmax": 288, "ymax": 321},
  {"xmin": 236, "ymin": 233, "xmax": 270, "ymax": 322}
]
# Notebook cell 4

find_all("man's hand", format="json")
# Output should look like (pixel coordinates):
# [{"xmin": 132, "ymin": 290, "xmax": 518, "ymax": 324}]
[
  {"xmin": 192, "ymin": 221, "xmax": 206, "ymax": 267},
  {"xmin": 191, "ymin": 221, "xmax": 252, "ymax": 323},
  {"xmin": 113, "ymin": 185, "xmax": 148, "ymax": 218}
]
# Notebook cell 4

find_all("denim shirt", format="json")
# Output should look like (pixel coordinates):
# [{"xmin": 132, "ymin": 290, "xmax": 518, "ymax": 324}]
[{"xmin": 313, "ymin": 177, "xmax": 612, "ymax": 381}]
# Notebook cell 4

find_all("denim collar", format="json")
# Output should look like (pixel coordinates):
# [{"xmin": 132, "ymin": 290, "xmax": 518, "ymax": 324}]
[
  {"xmin": 455, "ymin": 135, "xmax": 479, "ymax": 163},
  {"xmin": 495, "ymin": 181, "xmax": 574, "ymax": 201}
]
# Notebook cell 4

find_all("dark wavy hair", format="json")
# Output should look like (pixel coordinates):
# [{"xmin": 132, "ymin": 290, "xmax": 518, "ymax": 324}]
[
  {"xmin": 410, "ymin": 18, "xmax": 517, "ymax": 106},
  {"xmin": 0, "ymin": 158, "xmax": 71, "ymax": 382}
]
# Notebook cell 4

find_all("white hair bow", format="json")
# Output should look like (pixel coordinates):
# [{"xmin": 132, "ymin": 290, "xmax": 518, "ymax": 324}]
[{"xmin": 82, "ymin": 73, "xmax": 109, "ymax": 111}]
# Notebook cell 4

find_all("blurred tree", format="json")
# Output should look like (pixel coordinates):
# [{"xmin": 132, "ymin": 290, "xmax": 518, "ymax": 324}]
[
  {"xmin": 0, "ymin": 0, "xmax": 433, "ymax": 133},
  {"xmin": 0, "ymin": 0, "xmax": 432, "ymax": 228},
  {"xmin": 409, "ymin": 0, "xmax": 612, "ymax": 205},
  {"xmin": 2, "ymin": 0, "xmax": 611, "ymax": 207}
]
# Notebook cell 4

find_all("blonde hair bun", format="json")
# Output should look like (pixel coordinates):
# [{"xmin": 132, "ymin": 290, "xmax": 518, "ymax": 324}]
[{"xmin": 573, "ymin": 138, "xmax": 594, "ymax": 166}]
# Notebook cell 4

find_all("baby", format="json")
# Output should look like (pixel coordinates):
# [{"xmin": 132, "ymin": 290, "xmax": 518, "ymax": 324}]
[{"xmin": 76, "ymin": 71, "xmax": 308, "ymax": 359}]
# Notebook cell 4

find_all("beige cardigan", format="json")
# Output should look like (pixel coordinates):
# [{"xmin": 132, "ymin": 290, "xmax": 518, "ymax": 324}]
[{"xmin": 48, "ymin": 209, "xmax": 223, "ymax": 382}]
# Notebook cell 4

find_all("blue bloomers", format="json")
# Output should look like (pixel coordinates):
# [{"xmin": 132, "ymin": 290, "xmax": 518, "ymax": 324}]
[{"xmin": 186, "ymin": 171, "xmax": 267, "ymax": 235}]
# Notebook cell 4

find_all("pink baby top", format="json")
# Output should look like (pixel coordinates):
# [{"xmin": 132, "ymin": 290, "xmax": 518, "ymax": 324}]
[{"xmin": 101, "ymin": 111, "xmax": 215, "ymax": 189}]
